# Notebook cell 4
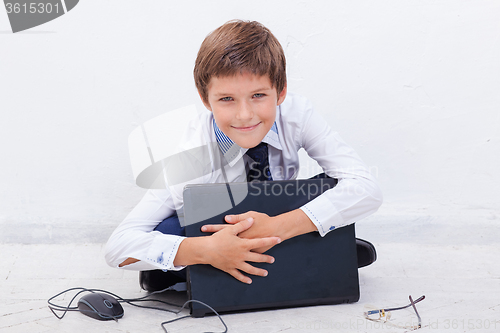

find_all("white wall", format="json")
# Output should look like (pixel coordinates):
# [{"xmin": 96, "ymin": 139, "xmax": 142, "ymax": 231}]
[{"xmin": 1, "ymin": 0, "xmax": 499, "ymax": 243}]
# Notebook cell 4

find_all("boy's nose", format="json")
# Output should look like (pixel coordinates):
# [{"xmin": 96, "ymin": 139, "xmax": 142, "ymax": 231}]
[{"xmin": 235, "ymin": 101, "xmax": 253, "ymax": 120}]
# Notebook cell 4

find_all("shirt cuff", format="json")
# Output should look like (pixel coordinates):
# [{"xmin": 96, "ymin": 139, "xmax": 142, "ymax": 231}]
[
  {"xmin": 300, "ymin": 194, "xmax": 346, "ymax": 237},
  {"xmin": 145, "ymin": 233, "xmax": 187, "ymax": 271}
]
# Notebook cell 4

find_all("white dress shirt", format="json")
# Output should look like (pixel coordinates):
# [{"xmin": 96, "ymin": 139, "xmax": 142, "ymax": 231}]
[{"xmin": 104, "ymin": 93, "xmax": 383, "ymax": 271}]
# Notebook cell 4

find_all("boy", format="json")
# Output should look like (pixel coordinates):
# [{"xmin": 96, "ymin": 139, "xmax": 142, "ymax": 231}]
[{"xmin": 105, "ymin": 20, "xmax": 382, "ymax": 290}]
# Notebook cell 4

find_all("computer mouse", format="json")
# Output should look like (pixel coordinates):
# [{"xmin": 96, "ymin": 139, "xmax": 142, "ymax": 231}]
[{"xmin": 77, "ymin": 292, "xmax": 124, "ymax": 321}]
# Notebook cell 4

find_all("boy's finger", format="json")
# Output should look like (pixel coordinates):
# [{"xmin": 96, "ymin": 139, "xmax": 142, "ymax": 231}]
[
  {"xmin": 200, "ymin": 224, "xmax": 228, "ymax": 233},
  {"xmin": 246, "ymin": 252, "xmax": 275, "ymax": 264},
  {"xmin": 225, "ymin": 214, "xmax": 253, "ymax": 224},
  {"xmin": 230, "ymin": 218, "xmax": 254, "ymax": 235},
  {"xmin": 238, "ymin": 262, "xmax": 269, "ymax": 278},
  {"xmin": 248, "ymin": 236, "xmax": 281, "ymax": 250},
  {"xmin": 228, "ymin": 269, "xmax": 252, "ymax": 284}
]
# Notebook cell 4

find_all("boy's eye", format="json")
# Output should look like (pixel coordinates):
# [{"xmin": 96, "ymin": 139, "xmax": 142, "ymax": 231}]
[
  {"xmin": 253, "ymin": 93, "xmax": 265, "ymax": 98},
  {"xmin": 220, "ymin": 97, "xmax": 233, "ymax": 102}
]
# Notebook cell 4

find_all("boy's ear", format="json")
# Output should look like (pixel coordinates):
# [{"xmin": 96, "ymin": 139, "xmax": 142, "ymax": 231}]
[{"xmin": 277, "ymin": 84, "xmax": 288, "ymax": 106}]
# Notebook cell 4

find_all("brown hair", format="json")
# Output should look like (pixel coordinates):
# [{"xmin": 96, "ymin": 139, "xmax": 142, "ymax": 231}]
[{"xmin": 194, "ymin": 20, "xmax": 287, "ymax": 104}]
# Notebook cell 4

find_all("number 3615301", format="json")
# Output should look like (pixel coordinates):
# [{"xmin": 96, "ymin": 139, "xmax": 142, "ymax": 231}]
[{"xmin": 5, "ymin": 2, "xmax": 61, "ymax": 14}]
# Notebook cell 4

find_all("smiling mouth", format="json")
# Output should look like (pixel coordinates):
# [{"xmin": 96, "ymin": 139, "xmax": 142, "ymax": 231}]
[{"xmin": 232, "ymin": 122, "xmax": 261, "ymax": 131}]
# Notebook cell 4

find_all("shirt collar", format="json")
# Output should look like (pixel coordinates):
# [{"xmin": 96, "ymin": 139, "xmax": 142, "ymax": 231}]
[{"xmin": 213, "ymin": 118, "xmax": 282, "ymax": 167}]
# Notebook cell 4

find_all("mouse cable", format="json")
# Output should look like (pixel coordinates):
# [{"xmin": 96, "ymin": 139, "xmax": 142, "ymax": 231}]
[
  {"xmin": 47, "ymin": 286, "xmax": 228, "ymax": 333},
  {"xmin": 47, "ymin": 287, "xmax": 182, "ymax": 319},
  {"xmin": 125, "ymin": 286, "xmax": 227, "ymax": 333},
  {"xmin": 159, "ymin": 299, "xmax": 227, "ymax": 333},
  {"xmin": 48, "ymin": 287, "xmax": 106, "ymax": 320}
]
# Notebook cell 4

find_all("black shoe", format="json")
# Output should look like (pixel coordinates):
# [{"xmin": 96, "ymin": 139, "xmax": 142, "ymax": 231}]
[
  {"xmin": 139, "ymin": 270, "xmax": 185, "ymax": 292},
  {"xmin": 356, "ymin": 238, "xmax": 377, "ymax": 268}
]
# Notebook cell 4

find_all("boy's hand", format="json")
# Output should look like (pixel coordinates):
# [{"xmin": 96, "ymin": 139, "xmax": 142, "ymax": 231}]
[
  {"xmin": 202, "ymin": 211, "xmax": 281, "ymax": 253},
  {"xmin": 203, "ymin": 218, "xmax": 281, "ymax": 284},
  {"xmin": 202, "ymin": 209, "xmax": 317, "ymax": 254}
]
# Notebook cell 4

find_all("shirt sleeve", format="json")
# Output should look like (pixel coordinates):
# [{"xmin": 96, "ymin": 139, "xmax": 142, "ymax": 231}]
[
  {"xmin": 104, "ymin": 188, "xmax": 187, "ymax": 271},
  {"xmin": 298, "ymin": 103, "xmax": 383, "ymax": 236}
]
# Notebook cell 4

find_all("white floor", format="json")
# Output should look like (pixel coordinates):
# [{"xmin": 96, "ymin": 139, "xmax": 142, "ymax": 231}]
[{"xmin": 2, "ymin": 208, "xmax": 499, "ymax": 332}]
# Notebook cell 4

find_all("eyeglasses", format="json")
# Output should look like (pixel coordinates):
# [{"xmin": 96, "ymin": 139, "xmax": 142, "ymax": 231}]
[{"xmin": 364, "ymin": 295, "xmax": 425, "ymax": 330}]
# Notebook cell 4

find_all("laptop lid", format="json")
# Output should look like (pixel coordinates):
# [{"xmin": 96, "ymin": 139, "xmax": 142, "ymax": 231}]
[{"xmin": 182, "ymin": 178, "xmax": 359, "ymax": 317}]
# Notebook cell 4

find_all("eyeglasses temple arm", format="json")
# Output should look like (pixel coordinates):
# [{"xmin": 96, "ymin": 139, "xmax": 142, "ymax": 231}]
[
  {"xmin": 409, "ymin": 295, "xmax": 422, "ymax": 328},
  {"xmin": 365, "ymin": 295, "xmax": 425, "ymax": 315}
]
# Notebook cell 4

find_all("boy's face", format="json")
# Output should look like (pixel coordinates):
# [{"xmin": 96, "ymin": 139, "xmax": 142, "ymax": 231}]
[{"xmin": 202, "ymin": 72, "xmax": 287, "ymax": 149}]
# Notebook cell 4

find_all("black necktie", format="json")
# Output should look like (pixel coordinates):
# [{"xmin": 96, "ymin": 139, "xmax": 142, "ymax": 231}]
[{"xmin": 245, "ymin": 142, "xmax": 273, "ymax": 182}]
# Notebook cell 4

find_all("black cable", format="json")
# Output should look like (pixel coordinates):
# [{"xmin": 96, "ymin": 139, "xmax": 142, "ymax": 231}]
[
  {"xmin": 48, "ymin": 287, "xmax": 93, "ymax": 319},
  {"xmin": 47, "ymin": 286, "xmax": 228, "ymax": 332},
  {"xmin": 160, "ymin": 300, "xmax": 228, "ymax": 333}
]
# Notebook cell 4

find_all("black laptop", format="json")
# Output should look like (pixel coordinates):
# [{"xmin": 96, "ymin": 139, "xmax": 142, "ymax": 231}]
[{"xmin": 181, "ymin": 178, "xmax": 359, "ymax": 317}]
